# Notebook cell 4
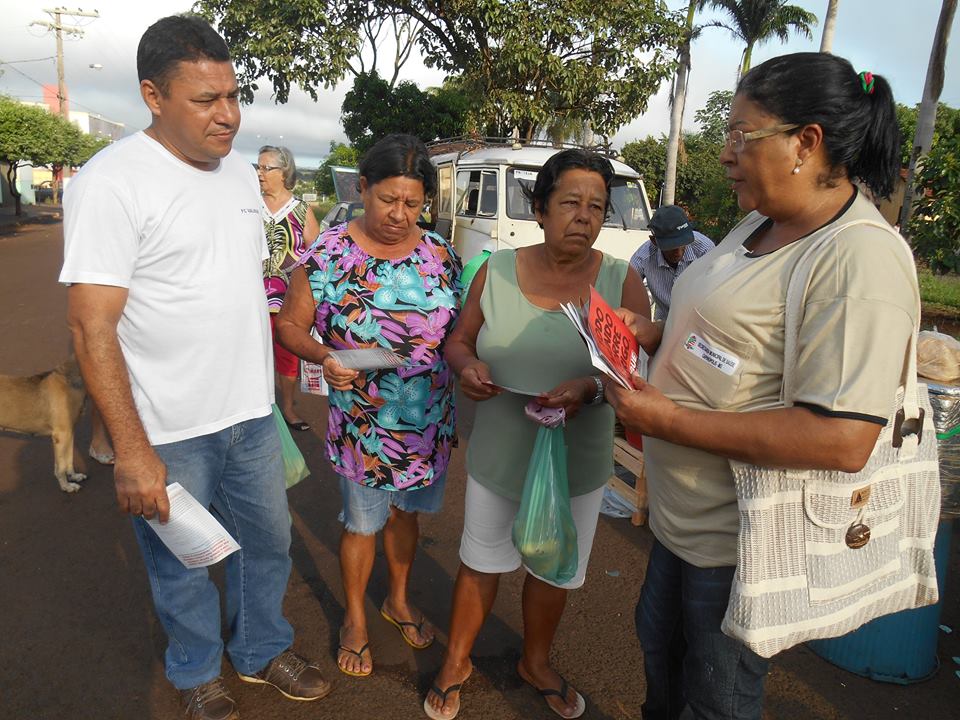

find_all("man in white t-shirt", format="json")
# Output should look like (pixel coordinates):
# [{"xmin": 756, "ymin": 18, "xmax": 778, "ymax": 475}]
[{"xmin": 60, "ymin": 16, "xmax": 330, "ymax": 719}]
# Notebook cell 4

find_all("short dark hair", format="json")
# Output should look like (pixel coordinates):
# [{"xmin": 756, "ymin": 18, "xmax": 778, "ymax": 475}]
[
  {"xmin": 137, "ymin": 15, "xmax": 231, "ymax": 95},
  {"xmin": 737, "ymin": 52, "xmax": 901, "ymax": 199},
  {"xmin": 524, "ymin": 148, "xmax": 615, "ymax": 218},
  {"xmin": 358, "ymin": 134, "xmax": 437, "ymax": 198}
]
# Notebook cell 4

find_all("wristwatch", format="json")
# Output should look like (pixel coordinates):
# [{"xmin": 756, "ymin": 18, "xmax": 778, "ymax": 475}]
[{"xmin": 587, "ymin": 375, "xmax": 605, "ymax": 406}]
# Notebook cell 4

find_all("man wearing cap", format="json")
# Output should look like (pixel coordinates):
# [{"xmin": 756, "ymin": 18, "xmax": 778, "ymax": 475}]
[{"xmin": 630, "ymin": 205, "xmax": 714, "ymax": 321}]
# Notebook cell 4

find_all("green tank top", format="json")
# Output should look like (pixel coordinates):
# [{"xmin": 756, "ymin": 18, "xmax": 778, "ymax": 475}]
[{"xmin": 466, "ymin": 249, "xmax": 628, "ymax": 500}]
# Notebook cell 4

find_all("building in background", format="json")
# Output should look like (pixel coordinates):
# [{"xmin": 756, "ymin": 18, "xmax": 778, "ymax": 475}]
[{"xmin": 12, "ymin": 88, "xmax": 124, "ymax": 204}]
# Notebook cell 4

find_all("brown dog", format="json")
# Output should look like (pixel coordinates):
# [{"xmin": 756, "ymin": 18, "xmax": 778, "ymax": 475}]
[{"xmin": 0, "ymin": 358, "xmax": 87, "ymax": 492}]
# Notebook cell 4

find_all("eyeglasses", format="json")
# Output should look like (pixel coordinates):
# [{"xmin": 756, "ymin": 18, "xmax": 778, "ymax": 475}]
[
  {"xmin": 253, "ymin": 163, "xmax": 283, "ymax": 173},
  {"xmin": 725, "ymin": 123, "xmax": 799, "ymax": 153}
]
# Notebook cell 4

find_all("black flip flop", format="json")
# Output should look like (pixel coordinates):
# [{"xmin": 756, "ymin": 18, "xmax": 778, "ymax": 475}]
[
  {"xmin": 423, "ymin": 680, "xmax": 465, "ymax": 720},
  {"xmin": 380, "ymin": 606, "xmax": 433, "ymax": 649},
  {"xmin": 337, "ymin": 641, "xmax": 371, "ymax": 677},
  {"xmin": 526, "ymin": 676, "xmax": 586, "ymax": 719}
]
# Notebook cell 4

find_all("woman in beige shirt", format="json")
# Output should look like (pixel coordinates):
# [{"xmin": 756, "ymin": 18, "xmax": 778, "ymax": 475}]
[{"xmin": 608, "ymin": 53, "xmax": 915, "ymax": 720}]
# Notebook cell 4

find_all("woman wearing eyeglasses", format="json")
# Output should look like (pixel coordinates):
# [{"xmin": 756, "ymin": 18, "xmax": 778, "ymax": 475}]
[
  {"xmin": 258, "ymin": 145, "xmax": 321, "ymax": 431},
  {"xmin": 606, "ymin": 53, "xmax": 916, "ymax": 719}
]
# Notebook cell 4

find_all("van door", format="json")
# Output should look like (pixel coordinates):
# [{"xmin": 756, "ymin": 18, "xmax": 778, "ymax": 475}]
[{"xmin": 453, "ymin": 168, "xmax": 498, "ymax": 261}]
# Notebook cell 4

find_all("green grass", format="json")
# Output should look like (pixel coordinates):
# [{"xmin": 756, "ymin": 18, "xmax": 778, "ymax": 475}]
[
  {"xmin": 918, "ymin": 268, "xmax": 960, "ymax": 311},
  {"xmin": 310, "ymin": 201, "xmax": 335, "ymax": 222}
]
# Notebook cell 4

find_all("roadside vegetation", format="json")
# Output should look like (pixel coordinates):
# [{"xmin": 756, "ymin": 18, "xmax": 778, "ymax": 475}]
[{"xmin": 919, "ymin": 267, "xmax": 960, "ymax": 311}]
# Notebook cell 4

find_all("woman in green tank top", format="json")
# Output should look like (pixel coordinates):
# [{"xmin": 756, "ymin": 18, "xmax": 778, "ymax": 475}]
[{"xmin": 424, "ymin": 150, "xmax": 651, "ymax": 720}]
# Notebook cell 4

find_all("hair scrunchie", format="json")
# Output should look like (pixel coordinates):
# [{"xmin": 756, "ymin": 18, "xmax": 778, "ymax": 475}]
[{"xmin": 858, "ymin": 71, "xmax": 876, "ymax": 95}]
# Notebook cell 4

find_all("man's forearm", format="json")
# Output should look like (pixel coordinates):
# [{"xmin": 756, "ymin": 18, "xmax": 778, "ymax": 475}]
[{"xmin": 69, "ymin": 318, "xmax": 151, "ymax": 458}]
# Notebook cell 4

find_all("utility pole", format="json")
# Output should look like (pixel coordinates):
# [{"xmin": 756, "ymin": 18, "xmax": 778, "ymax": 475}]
[
  {"xmin": 29, "ymin": 7, "xmax": 99, "ymax": 201},
  {"xmin": 31, "ymin": 7, "xmax": 99, "ymax": 117}
]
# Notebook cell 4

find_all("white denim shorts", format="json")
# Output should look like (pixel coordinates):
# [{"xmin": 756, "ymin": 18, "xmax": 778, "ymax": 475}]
[{"xmin": 459, "ymin": 474, "xmax": 605, "ymax": 589}]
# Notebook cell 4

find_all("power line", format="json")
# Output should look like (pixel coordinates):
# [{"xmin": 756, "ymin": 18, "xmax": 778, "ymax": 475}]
[
  {"xmin": 1, "ymin": 57, "xmax": 56, "ymax": 64},
  {"xmin": 0, "ymin": 62, "xmax": 126, "ymax": 126},
  {"xmin": 0, "ymin": 60, "xmax": 50, "ymax": 90}
]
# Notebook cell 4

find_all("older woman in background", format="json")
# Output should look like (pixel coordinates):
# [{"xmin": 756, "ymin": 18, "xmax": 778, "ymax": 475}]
[
  {"xmin": 277, "ymin": 134, "xmax": 461, "ymax": 679},
  {"xmin": 607, "ymin": 53, "xmax": 916, "ymax": 720},
  {"xmin": 425, "ymin": 149, "xmax": 651, "ymax": 720},
  {"xmin": 258, "ymin": 144, "xmax": 320, "ymax": 431}
]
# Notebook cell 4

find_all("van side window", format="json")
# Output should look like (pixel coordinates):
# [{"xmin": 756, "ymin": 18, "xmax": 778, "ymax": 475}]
[
  {"xmin": 438, "ymin": 165, "xmax": 452, "ymax": 216},
  {"xmin": 456, "ymin": 169, "xmax": 497, "ymax": 218},
  {"xmin": 506, "ymin": 168, "xmax": 538, "ymax": 221}
]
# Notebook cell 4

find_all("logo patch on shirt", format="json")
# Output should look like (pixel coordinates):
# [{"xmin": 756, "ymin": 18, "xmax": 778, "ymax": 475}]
[{"xmin": 683, "ymin": 333, "xmax": 741, "ymax": 376}]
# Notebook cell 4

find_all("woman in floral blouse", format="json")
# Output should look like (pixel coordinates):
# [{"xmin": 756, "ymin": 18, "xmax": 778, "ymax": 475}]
[
  {"xmin": 277, "ymin": 134, "xmax": 461, "ymax": 678},
  {"xmin": 258, "ymin": 144, "xmax": 321, "ymax": 430}
]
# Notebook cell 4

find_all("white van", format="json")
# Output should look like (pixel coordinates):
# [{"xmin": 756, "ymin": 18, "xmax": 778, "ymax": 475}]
[{"xmin": 428, "ymin": 140, "xmax": 653, "ymax": 263}]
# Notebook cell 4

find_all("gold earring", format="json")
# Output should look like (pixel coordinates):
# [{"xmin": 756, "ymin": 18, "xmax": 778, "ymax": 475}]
[{"xmin": 792, "ymin": 158, "xmax": 803, "ymax": 175}]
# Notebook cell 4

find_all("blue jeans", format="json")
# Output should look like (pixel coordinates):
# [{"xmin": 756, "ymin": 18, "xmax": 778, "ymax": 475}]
[
  {"xmin": 338, "ymin": 473, "xmax": 447, "ymax": 535},
  {"xmin": 636, "ymin": 541, "xmax": 769, "ymax": 720},
  {"xmin": 132, "ymin": 413, "xmax": 294, "ymax": 690}
]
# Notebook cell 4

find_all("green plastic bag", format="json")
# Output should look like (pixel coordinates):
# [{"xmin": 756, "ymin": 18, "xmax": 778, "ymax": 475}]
[
  {"xmin": 512, "ymin": 425, "xmax": 578, "ymax": 584},
  {"xmin": 271, "ymin": 404, "xmax": 310, "ymax": 489}
]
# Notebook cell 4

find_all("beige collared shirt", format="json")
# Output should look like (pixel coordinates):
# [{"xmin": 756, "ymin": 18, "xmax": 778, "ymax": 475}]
[{"xmin": 644, "ymin": 192, "xmax": 918, "ymax": 567}]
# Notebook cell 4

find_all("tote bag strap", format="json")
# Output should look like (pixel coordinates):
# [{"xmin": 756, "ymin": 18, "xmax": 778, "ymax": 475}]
[{"xmin": 781, "ymin": 219, "xmax": 922, "ymax": 427}]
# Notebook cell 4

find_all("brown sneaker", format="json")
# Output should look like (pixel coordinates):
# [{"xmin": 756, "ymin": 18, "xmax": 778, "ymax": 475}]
[
  {"xmin": 237, "ymin": 649, "xmax": 333, "ymax": 702},
  {"xmin": 179, "ymin": 677, "xmax": 238, "ymax": 720}
]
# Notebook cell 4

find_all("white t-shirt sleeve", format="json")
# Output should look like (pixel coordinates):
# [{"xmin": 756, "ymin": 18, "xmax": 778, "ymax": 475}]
[{"xmin": 60, "ymin": 173, "xmax": 139, "ymax": 288}]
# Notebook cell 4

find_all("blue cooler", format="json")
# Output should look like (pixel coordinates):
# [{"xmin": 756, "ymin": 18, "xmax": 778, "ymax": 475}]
[{"xmin": 807, "ymin": 518, "xmax": 954, "ymax": 683}]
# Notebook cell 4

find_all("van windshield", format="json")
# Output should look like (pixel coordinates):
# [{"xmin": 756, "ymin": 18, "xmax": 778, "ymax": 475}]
[{"xmin": 505, "ymin": 167, "xmax": 649, "ymax": 230}]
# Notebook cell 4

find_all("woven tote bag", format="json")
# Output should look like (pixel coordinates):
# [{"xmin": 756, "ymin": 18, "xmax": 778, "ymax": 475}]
[{"xmin": 721, "ymin": 220, "xmax": 941, "ymax": 659}]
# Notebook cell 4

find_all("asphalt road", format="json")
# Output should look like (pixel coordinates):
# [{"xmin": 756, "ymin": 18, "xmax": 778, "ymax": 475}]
[{"xmin": 0, "ymin": 220, "xmax": 957, "ymax": 720}]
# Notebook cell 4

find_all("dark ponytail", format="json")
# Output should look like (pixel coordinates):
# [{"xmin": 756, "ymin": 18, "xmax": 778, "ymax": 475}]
[
  {"xmin": 849, "ymin": 72, "xmax": 900, "ymax": 199},
  {"xmin": 737, "ymin": 52, "xmax": 901, "ymax": 199}
]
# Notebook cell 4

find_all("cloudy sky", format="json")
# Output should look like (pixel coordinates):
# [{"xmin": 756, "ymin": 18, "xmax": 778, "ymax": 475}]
[{"xmin": 1, "ymin": 0, "xmax": 958, "ymax": 169}]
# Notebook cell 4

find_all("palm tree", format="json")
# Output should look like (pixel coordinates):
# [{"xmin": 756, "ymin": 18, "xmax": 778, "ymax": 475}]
[
  {"xmin": 820, "ymin": 0, "xmax": 840, "ymax": 53},
  {"xmin": 899, "ymin": 0, "xmax": 958, "ymax": 234},
  {"xmin": 662, "ymin": 3, "xmax": 699, "ymax": 206},
  {"xmin": 698, "ymin": 0, "xmax": 818, "ymax": 78}
]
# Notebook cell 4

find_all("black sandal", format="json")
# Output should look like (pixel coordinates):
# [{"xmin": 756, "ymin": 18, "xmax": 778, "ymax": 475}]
[
  {"xmin": 380, "ymin": 606, "xmax": 433, "ymax": 649},
  {"xmin": 423, "ymin": 680, "xmax": 465, "ymax": 720},
  {"xmin": 336, "ymin": 642, "xmax": 371, "ymax": 677},
  {"xmin": 525, "ymin": 676, "xmax": 586, "ymax": 719}
]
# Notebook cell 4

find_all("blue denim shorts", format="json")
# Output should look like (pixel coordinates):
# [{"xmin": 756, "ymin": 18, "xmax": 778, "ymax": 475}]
[{"xmin": 338, "ymin": 473, "xmax": 447, "ymax": 535}]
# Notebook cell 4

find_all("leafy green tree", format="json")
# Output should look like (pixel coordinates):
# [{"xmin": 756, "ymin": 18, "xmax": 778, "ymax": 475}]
[
  {"xmin": 194, "ymin": 0, "xmax": 364, "ymax": 103},
  {"xmin": 896, "ymin": 102, "xmax": 960, "ymax": 168},
  {"xmin": 910, "ymin": 113, "xmax": 960, "ymax": 273},
  {"xmin": 0, "ymin": 96, "xmax": 108, "ymax": 215},
  {"xmin": 621, "ymin": 130, "xmax": 742, "ymax": 240},
  {"xmin": 697, "ymin": 0, "xmax": 817, "ymax": 77},
  {"xmin": 341, "ymin": 71, "xmax": 468, "ymax": 152},
  {"xmin": 315, "ymin": 141, "xmax": 359, "ymax": 197},
  {"xmin": 622, "ymin": 136, "xmax": 668, "ymax": 205},
  {"xmin": 196, "ymin": 0, "xmax": 683, "ymax": 139},
  {"xmin": 678, "ymin": 132, "xmax": 742, "ymax": 240},
  {"xmin": 694, "ymin": 90, "xmax": 734, "ymax": 145}
]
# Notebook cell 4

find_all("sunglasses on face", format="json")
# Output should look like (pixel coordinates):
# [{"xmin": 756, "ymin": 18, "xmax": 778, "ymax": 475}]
[{"xmin": 253, "ymin": 163, "xmax": 283, "ymax": 173}]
